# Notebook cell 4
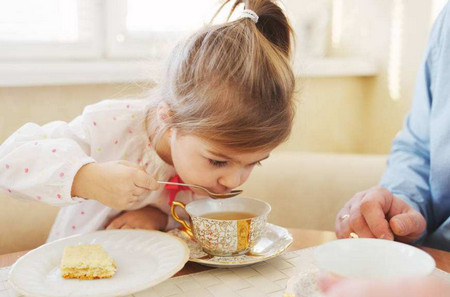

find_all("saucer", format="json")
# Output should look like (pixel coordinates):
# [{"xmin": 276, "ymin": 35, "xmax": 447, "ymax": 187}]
[{"xmin": 168, "ymin": 223, "xmax": 293, "ymax": 268}]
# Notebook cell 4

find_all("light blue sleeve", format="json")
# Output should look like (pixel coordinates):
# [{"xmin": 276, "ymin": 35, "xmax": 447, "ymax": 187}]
[{"xmin": 380, "ymin": 4, "xmax": 448, "ymax": 242}]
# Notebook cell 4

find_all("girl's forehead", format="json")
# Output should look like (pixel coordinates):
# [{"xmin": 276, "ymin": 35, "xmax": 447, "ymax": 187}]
[
  {"xmin": 202, "ymin": 138, "xmax": 271, "ymax": 160},
  {"xmin": 175, "ymin": 132, "xmax": 273, "ymax": 160}
]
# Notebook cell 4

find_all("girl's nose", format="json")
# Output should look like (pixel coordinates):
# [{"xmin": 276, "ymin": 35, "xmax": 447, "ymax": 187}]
[{"xmin": 218, "ymin": 171, "xmax": 242, "ymax": 190}]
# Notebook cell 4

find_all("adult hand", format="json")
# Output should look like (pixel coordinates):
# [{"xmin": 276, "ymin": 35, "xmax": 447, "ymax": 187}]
[{"xmin": 335, "ymin": 186, "xmax": 426, "ymax": 242}]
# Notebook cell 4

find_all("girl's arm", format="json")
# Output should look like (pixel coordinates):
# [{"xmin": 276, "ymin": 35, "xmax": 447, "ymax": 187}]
[
  {"xmin": 0, "ymin": 117, "xmax": 159, "ymax": 210},
  {"xmin": 0, "ymin": 117, "xmax": 95, "ymax": 206},
  {"xmin": 1, "ymin": 106, "xmax": 159, "ymax": 212}
]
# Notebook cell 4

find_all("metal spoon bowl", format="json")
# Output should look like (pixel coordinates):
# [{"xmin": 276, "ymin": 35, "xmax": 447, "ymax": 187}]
[{"xmin": 157, "ymin": 181, "xmax": 242, "ymax": 199}]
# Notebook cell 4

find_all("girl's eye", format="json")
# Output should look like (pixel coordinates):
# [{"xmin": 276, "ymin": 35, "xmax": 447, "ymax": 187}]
[{"xmin": 209, "ymin": 159, "xmax": 228, "ymax": 167}]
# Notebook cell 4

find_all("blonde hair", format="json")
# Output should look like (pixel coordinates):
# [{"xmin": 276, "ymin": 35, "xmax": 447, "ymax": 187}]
[{"xmin": 149, "ymin": 0, "xmax": 295, "ymax": 153}]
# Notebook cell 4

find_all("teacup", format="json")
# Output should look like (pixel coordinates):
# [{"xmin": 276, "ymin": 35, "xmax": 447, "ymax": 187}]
[
  {"xmin": 171, "ymin": 197, "xmax": 271, "ymax": 257},
  {"xmin": 315, "ymin": 238, "xmax": 436, "ymax": 279}
]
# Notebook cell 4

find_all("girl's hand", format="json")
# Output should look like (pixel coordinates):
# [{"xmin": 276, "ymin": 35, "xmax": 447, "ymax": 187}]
[
  {"xmin": 71, "ymin": 160, "xmax": 159, "ymax": 210},
  {"xmin": 105, "ymin": 205, "xmax": 168, "ymax": 230}
]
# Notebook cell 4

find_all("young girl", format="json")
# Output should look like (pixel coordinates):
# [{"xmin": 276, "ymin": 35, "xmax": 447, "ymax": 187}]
[{"xmin": 0, "ymin": 0, "xmax": 295, "ymax": 242}]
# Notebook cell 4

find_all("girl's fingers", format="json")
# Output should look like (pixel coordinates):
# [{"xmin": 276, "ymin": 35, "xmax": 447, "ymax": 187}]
[
  {"xmin": 133, "ymin": 187, "xmax": 146, "ymax": 196},
  {"xmin": 134, "ymin": 170, "xmax": 159, "ymax": 191},
  {"xmin": 118, "ymin": 160, "xmax": 144, "ymax": 170},
  {"xmin": 118, "ymin": 160, "xmax": 157, "ymax": 190},
  {"xmin": 121, "ymin": 223, "xmax": 134, "ymax": 229},
  {"xmin": 106, "ymin": 217, "xmax": 125, "ymax": 230}
]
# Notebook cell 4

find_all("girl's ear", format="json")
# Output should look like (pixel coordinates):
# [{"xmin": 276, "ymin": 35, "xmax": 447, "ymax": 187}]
[{"xmin": 157, "ymin": 101, "xmax": 172, "ymax": 124}]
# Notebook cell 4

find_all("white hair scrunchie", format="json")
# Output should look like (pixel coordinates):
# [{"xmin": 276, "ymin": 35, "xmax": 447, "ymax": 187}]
[{"xmin": 240, "ymin": 9, "xmax": 259, "ymax": 23}]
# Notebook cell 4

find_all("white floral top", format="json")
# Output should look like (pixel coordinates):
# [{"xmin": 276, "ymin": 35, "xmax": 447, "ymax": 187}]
[{"xmin": 0, "ymin": 99, "xmax": 204, "ymax": 242}]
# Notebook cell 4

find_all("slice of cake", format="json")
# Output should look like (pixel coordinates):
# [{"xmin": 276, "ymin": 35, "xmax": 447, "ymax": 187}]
[{"xmin": 61, "ymin": 244, "xmax": 117, "ymax": 280}]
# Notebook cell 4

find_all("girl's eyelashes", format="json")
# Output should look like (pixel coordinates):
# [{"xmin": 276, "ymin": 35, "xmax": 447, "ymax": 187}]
[
  {"xmin": 247, "ymin": 161, "xmax": 262, "ymax": 167},
  {"xmin": 208, "ymin": 159, "xmax": 262, "ymax": 167},
  {"xmin": 209, "ymin": 159, "xmax": 228, "ymax": 167},
  {"xmin": 208, "ymin": 159, "xmax": 263, "ymax": 168}
]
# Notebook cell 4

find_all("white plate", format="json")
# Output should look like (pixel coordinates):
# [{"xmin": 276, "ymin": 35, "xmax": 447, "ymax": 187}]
[
  {"xmin": 8, "ymin": 230, "xmax": 189, "ymax": 297},
  {"xmin": 169, "ymin": 223, "xmax": 293, "ymax": 268},
  {"xmin": 315, "ymin": 238, "xmax": 436, "ymax": 279}
]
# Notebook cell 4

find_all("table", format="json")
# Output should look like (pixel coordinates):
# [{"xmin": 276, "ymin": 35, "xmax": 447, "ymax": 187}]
[{"xmin": 1, "ymin": 228, "xmax": 449, "ymax": 274}]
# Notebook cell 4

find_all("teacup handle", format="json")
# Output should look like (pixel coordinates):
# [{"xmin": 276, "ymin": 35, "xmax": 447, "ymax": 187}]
[{"xmin": 171, "ymin": 201, "xmax": 194, "ymax": 238}]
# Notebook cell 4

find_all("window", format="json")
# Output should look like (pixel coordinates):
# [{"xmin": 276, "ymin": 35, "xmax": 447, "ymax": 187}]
[
  {"xmin": 0, "ymin": 0, "xmax": 243, "ymax": 86},
  {"xmin": 0, "ymin": 0, "xmax": 101, "ymax": 59},
  {"xmin": 0, "ymin": 0, "xmax": 377, "ymax": 86},
  {"xmin": 105, "ymin": 0, "xmax": 236, "ymax": 59},
  {"xmin": 0, "ymin": 0, "xmax": 232, "ymax": 61}
]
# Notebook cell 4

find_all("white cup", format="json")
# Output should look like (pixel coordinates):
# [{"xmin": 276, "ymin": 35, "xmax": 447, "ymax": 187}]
[{"xmin": 315, "ymin": 238, "xmax": 436, "ymax": 279}]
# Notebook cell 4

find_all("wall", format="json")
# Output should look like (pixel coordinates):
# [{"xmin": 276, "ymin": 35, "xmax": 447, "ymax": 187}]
[
  {"xmin": 0, "ymin": 83, "xmax": 149, "ymax": 142},
  {"xmin": 280, "ymin": 77, "xmax": 372, "ymax": 153},
  {"xmin": 363, "ymin": 1, "xmax": 432, "ymax": 154}
]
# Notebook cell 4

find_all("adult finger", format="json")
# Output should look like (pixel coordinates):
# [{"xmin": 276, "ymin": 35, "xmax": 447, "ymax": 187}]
[
  {"xmin": 360, "ymin": 192, "xmax": 394, "ymax": 240},
  {"xmin": 335, "ymin": 206, "xmax": 352, "ymax": 238},
  {"xmin": 335, "ymin": 192, "xmax": 366, "ymax": 238},
  {"xmin": 348, "ymin": 211, "xmax": 375, "ymax": 238},
  {"xmin": 390, "ymin": 210, "xmax": 426, "ymax": 242}
]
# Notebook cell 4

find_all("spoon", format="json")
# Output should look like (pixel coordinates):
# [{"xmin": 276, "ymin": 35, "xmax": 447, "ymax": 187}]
[{"xmin": 157, "ymin": 181, "xmax": 242, "ymax": 199}]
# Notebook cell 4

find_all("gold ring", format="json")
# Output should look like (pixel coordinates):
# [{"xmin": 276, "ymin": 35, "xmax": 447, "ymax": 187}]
[
  {"xmin": 349, "ymin": 232, "xmax": 359, "ymax": 238},
  {"xmin": 339, "ymin": 214, "xmax": 350, "ymax": 222}
]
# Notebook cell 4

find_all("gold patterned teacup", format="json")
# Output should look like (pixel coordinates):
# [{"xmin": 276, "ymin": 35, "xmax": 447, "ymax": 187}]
[{"xmin": 171, "ymin": 197, "xmax": 271, "ymax": 257}]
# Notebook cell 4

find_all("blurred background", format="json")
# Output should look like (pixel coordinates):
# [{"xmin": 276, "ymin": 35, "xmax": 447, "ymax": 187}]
[{"xmin": 0, "ymin": 0, "xmax": 447, "ymax": 154}]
